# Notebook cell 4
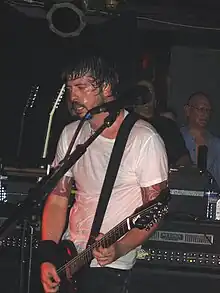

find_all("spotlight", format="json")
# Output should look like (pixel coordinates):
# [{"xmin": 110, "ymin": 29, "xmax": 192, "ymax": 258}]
[{"xmin": 46, "ymin": 2, "xmax": 86, "ymax": 38}]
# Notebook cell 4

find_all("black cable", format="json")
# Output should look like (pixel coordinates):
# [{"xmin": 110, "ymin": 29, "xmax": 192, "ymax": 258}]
[{"xmin": 63, "ymin": 111, "xmax": 92, "ymax": 161}]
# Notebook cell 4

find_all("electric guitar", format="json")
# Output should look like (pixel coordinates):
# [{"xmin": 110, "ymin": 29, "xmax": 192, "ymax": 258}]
[
  {"xmin": 17, "ymin": 84, "xmax": 40, "ymax": 157},
  {"xmin": 56, "ymin": 188, "xmax": 170, "ymax": 292},
  {"xmin": 42, "ymin": 84, "xmax": 66, "ymax": 159}
]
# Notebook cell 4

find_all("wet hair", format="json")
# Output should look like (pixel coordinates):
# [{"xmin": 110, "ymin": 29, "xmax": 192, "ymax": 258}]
[
  {"xmin": 186, "ymin": 91, "xmax": 210, "ymax": 105},
  {"xmin": 62, "ymin": 52, "xmax": 119, "ymax": 95}
]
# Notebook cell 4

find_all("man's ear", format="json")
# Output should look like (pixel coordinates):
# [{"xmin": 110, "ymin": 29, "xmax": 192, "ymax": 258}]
[
  {"xmin": 102, "ymin": 83, "xmax": 112, "ymax": 99},
  {"xmin": 184, "ymin": 104, "xmax": 190, "ymax": 117}
]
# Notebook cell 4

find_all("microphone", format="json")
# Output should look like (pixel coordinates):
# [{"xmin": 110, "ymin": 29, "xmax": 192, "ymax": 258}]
[
  {"xmin": 89, "ymin": 99, "xmax": 129, "ymax": 116},
  {"xmin": 197, "ymin": 145, "xmax": 208, "ymax": 173},
  {"xmin": 87, "ymin": 84, "xmax": 152, "ymax": 116}
]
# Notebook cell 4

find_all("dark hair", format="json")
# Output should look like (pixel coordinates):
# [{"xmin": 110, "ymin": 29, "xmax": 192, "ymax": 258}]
[
  {"xmin": 186, "ymin": 91, "xmax": 209, "ymax": 105},
  {"xmin": 62, "ymin": 52, "xmax": 119, "ymax": 95}
]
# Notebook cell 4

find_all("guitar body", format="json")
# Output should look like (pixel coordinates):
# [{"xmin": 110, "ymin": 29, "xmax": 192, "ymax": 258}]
[{"xmin": 58, "ymin": 240, "xmax": 78, "ymax": 293}]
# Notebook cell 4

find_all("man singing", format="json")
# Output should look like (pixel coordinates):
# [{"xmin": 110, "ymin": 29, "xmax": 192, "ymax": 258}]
[{"xmin": 40, "ymin": 52, "xmax": 168, "ymax": 293}]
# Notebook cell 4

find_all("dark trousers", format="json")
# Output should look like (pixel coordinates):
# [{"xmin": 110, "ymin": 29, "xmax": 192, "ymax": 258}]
[{"xmin": 76, "ymin": 267, "xmax": 131, "ymax": 293}]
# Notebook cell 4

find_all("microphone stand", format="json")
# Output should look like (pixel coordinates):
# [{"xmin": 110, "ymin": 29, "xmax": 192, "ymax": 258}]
[
  {"xmin": 63, "ymin": 112, "xmax": 92, "ymax": 160},
  {"xmin": 0, "ymin": 112, "xmax": 117, "ymax": 241},
  {"xmin": 16, "ymin": 85, "xmax": 39, "ymax": 159},
  {"xmin": 14, "ymin": 85, "xmax": 39, "ymax": 293},
  {"xmin": 17, "ymin": 85, "xmax": 65, "ymax": 293}
]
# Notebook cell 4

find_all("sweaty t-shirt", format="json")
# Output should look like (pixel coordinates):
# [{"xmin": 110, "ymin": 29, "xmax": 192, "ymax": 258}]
[{"xmin": 53, "ymin": 111, "xmax": 168, "ymax": 270}]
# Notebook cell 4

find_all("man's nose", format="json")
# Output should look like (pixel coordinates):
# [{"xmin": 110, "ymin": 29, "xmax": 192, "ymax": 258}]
[
  {"xmin": 69, "ymin": 87, "xmax": 80, "ymax": 102},
  {"xmin": 203, "ymin": 109, "xmax": 210, "ymax": 116}
]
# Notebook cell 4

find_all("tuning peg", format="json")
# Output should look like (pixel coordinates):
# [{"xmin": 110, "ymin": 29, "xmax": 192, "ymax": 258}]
[
  {"xmin": 149, "ymin": 222, "xmax": 154, "ymax": 228},
  {"xmin": 152, "ymin": 216, "xmax": 159, "ymax": 223}
]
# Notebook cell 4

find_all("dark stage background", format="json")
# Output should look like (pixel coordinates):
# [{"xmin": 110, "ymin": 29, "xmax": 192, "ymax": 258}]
[
  {"xmin": 2, "ymin": 4, "xmax": 140, "ymax": 166},
  {"xmin": 3, "ymin": 4, "xmax": 220, "ymax": 166}
]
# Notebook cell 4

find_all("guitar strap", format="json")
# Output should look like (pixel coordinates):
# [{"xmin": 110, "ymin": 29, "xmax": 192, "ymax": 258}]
[{"xmin": 87, "ymin": 112, "xmax": 139, "ymax": 247}]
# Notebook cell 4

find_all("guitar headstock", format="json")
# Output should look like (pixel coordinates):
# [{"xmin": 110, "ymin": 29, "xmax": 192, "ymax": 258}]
[
  {"xmin": 50, "ymin": 84, "xmax": 66, "ymax": 115},
  {"xmin": 23, "ymin": 85, "xmax": 39, "ymax": 116},
  {"xmin": 42, "ymin": 84, "xmax": 66, "ymax": 159},
  {"xmin": 130, "ymin": 188, "xmax": 170, "ymax": 230}
]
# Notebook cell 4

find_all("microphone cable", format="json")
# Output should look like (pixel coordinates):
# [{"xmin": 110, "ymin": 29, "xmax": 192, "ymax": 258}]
[{"xmin": 63, "ymin": 111, "xmax": 92, "ymax": 161}]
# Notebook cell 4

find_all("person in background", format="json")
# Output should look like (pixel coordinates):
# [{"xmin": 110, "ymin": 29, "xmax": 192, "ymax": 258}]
[
  {"xmin": 181, "ymin": 92, "xmax": 220, "ymax": 188},
  {"xmin": 134, "ymin": 80, "xmax": 191, "ymax": 167},
  {"xmin": 40, "ymin": 53, "xmax": 168, "ymax": 293}
]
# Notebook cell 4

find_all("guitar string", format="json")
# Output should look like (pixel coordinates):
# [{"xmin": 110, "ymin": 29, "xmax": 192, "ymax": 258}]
[
  {"xmin": 56, "ymin": 220, "xmax": 129, "ymax": 275},
  {"xmin": 73, "ymin": 201, "xmax": 168, "ymax": 270},
  {"xmin": 56, "ymin": 201, "xmax": 166, "ymax": 275},
  {"xmin": 56, "ymin": 211, "xmax": 139, "ymax": 275},
  {"xmin": 57, "ymin": 215, "xmax": 165, "ymax": 275},
  {"xmin": 56, "ymin": 202, "xmax": 165, "ymax": 275},
  {"xmin": 56, "ymin": 204, "xmax": 165, "ymax": 275}
]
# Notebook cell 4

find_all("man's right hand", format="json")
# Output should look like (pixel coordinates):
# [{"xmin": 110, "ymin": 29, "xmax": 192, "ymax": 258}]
[{"xmin": 41, "ymin": 262, "xmax": 61, "ymax": 293}]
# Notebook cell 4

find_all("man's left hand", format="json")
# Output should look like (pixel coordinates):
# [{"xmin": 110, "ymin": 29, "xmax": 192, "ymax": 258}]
[{"xmin": 92, "ymin": 234, "xmax": 121, "ymax": 266}]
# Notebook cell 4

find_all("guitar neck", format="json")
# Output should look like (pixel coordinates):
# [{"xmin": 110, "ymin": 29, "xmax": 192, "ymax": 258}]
[
  {"xmin": 42, "ymin": 84, "xmax": 65, "ymax": 159},
  {"xmin": 42, "ymin": 114, "xmax": 53, "ymax": 159}
]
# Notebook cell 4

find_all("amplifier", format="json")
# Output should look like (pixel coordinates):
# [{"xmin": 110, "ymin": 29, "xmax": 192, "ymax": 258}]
[
  {"xmin": 0, "ymin": 203, "xmax": 40, "ymax": 250},
  {"xmin": 168, "ymin": 189, "xmax": 207, "ymax": 219},
  {"xmin": 168, "ymin": 167, "xmax": 207, "ymax": 219},
  {"xmin": 137, "ymin": 219, "xmax": 220, "ymax": 273},
  {"xmin": 168, "ymin": 166, "xmax": 220, "ymax": 220},
  {"xmin": 168, "ymin": 189, "xmax": 220, "ymax": 221},
  {"xmin": 0, "ymin": 165, "xmax": 48, "ymax": 204},
  {"xmin": 0, "ymin": 178, "xmax": 36, "ymax": 204},
  {"xmin": 168, "ymin": 166, "xmax": 209, "ymax": 191},
  {"xmin": 0, "ymin": 235, "xmax": 39, "ymax": 250}
]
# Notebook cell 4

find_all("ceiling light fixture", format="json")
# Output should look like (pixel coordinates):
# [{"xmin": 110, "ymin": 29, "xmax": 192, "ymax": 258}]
[{"xmin": 46, "ymin": 2, "xmax": 86, "ymax": 38}]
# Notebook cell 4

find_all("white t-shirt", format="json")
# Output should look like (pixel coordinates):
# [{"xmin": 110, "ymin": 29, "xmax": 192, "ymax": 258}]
[{"xmin": 53, "ymin": 111, "xmax": 168, "ymax": 270}]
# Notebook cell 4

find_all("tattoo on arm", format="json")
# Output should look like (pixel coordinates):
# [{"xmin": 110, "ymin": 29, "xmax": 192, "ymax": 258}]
[
  {"xmin": 141, "ymin": 181, "xmax": 167, "ymax": 204},
  {"xmin": 52, "ymin": 176, "xmax": 73, "ymax": 198}
]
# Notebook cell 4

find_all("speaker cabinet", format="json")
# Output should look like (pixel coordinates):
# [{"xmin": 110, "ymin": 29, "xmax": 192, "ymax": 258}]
[{"xmin": 129, "ymin": 265, "xmax": 220, "ymax": 293}]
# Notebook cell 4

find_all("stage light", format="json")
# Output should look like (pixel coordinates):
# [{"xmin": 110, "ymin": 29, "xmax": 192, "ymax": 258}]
[{"xmin": 46, "ymin": 2, "xmax": 86, "ymax": 38}]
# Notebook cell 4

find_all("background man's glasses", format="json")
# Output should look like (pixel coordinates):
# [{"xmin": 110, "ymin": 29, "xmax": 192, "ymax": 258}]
[{"xmin": 189, "ymin": 105, "xmax": 212, "ymax": 114}]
